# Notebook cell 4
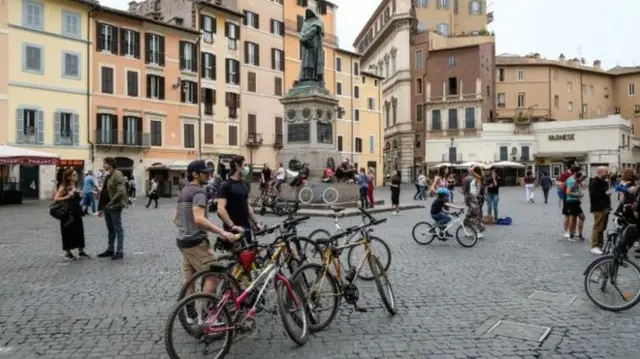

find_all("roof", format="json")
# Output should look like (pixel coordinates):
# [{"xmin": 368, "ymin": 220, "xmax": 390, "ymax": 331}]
[
  {"xmin": 71, "ymin": 0, "xmax": 99, "ymax": 6},
  {"xmin": 361, "ymin": 70, "xmax": 384, "ymax": 80},
  {"xmin": 608, "ymin": 66, "xmax": 640, "ymax": 76},
  {"xmin": 97, "ymin": 6, "xmax": 200, "ymax": 34},
  {"xmin": 353, "ymin": 0, "xmax": 390, "ymax": 44},
  {"xmin": 495, "ymin": 55, "xmax": 610, "ymax": 75},
  {"xmin": 197, "ymin": 0, "xmax": 244, "ymax": 18},
  {"xmin": 336, "ymin": 47, "xmax": 361, "ymax": 58}
]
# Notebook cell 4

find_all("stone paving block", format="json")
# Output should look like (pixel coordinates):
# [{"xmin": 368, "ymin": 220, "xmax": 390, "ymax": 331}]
[
  {"xmin": 528, "ymin": 290, "xmax": 578, "ymax": 305},
  {"xmin": 487, "ymin": 320, "xmax": 552, "ymax": 342}
]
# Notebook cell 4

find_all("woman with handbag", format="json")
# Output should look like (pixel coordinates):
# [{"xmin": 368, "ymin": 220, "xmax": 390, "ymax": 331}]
[{"xmin": 53, "ymin": 168, "xmax": 89, "ymax": 260}]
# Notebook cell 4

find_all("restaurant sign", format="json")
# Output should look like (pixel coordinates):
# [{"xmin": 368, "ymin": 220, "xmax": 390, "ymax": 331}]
[
  {"xmin": 0, "ymin": 157, "xmax": 59, "ymax": 165},
  {"xmin": 548, "ymin": 134, "xmax": 575, "ymax": 141},
  {"xmin": 59, "ymin": 159, "xmax": 85, "ymax": 167}
]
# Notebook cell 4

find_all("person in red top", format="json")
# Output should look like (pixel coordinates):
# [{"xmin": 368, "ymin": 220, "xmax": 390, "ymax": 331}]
[{"xmin": 557, "ymin": 165, "xmax": 574, "ymax": 238}]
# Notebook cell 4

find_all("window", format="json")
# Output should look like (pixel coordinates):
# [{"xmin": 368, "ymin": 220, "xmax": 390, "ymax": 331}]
[
  {"xmin": 567, "ymin": 81, "xmax": 572, "ymax": 93},
  {"xmin": 96, "ymin": 114, "xmax": 116, "ymax": 144},
  {"xmin": 581, "ymin": 84, "xmax": 587, "ymax": 96},
  {"xmin": 517, "ymin": 92, "xmax": 525, "ymax": 108},
  {"xmin": 582, "ymin": 103, "xmax": 588, "ymax": 116},
  {"xmin": 274, "ymin": 77, "xmax": 283, "ymax": 96},
  {"xmin": 201, "ymin": 53, "xmax": 216, "ymax": 80},
  {"xmin": 248, "ymin": 71, "xmax": 257, "ymax": 92},
  {"xmin": 55, "ymin": 112, "xmax": 76, "ymax": 146},
  {"xmin": 568, "ymin": 101, "xmax": 573, "ymax": 112},
  {"xmin": 338, "ymin": 106, "xmax": 344, "ymax": 119},
  {"xmin": 415, "ymin": 134, "xmax": 421, "ymax": 148},
  {"xmin": 183, "ymin": 123, "xmax": 195, "ymax": 148},
  {"xmin": 431, "ymin": 109, "xmax": 441, "ymax": 130},
  {"xmin": 362, "ymin": 77, "xmax": 366, "ymax": 84},
  {"xmin": 437, "ymin": 0, "xmax": 449, "ymax": 9},
  {"xmin": 590, "ymin": 85, "xmax": 595, "ymax": 96},
  {"xmin": 101, "ymin": 66, "xmax": 114, "ymax": 94},
  {"xmin": 180, "ymin": 81, "xmax": 198, "ymax": 104},
  {"xmin": 355, "ymin": 137, "xmax": 363, "ymax": 153},
  {"xmin": 337, "ymin": 135, "xmax": 343, "ymax": 151},
  {"xmin": 415, "ymin": 50, "xmax": 423, "ymax": 69},
  {"xmin": 270, "ymin": 19, "xmax": 284, "ymax": 36},
  {"xmin": 629, "ymin": 82, "xmax": 636, "ymax": 96},
  {"xmin": 369, "ymin": 135, "xmax": 375, "ymax": 154},
  {"xmin": 499, "ymin": 146, "xmax": 508, "ymax": 161},
  {"xmin": 497, "ymin": 92, "xmax": 506, "ymax": 107},
  {"xmin": 204, "ymin": 123, "xmax": 214, "ymax": 144},
  {"xmin": 145, "ymin": 33, "xmax": 164, "ymax": 66},
  {"xmin": 296, "ymin": 0, "xmax": 308, "ymax": 7},
  {"xmin": 517, "ymin": 69, "xmax": 525, "ymax": 81},
  {"xmin": 23, "ymin": 0, "xmax": 43, "ymax": 29},
  {"xmin": 203, "ymin": 88, "xmax": 215, "ymax": 115},
  {"xmin": 180, "ymin": 41, "xmax": 197, "ymax": 72},
  {"xmin": 23, "ymin": 44, "xmax": 43, "ymax": 74},
  {"xmin": 336, "ymin": 82, "xmax": 342, "ymax": 95},
  {"xmin": 416, "ymin": 104, "xmax": 423, "ymax": 122},
  {"xmin": 62, "ymin": 52, "xmax": 80, "ymax": 79},
  {"xmin": 521, "ymin": 146, "xmax": 530, "ymax": 161},
  {"xmin": 98, "ymin": 23, "xmax": 117, "ymax": 54},
  {"xmin": 417, "ymin": 21, "xmax": 428, "ymax": 32},
  {"xmin": 553, "ymin": 95, "xmax": 559, "ymax": 108},
  {"xmin": 296, "ymin": 15, "xmax": 304, "ymax": 32},
  {"xmin": 146, "ymin": 75, "xmax": 165, "ymax": 99},
  {"xmin": 392, "ymin": 100, "xmax": 397, "ymax": 125},
  {"xmin": 448, "ymin": 56, "xmax": 455, "ymax": 67},
  {"xmin": 226, "ymin": 22, "xmax": 239, "ymax": 50},
  {"xmin": 123, "ymin": 116, "xmax": 142, "ymax": 146},
  {"xmin": 448, "ymin": 108, "xmax": 458, "ymax": 129},
  {"xmin": 150, "ymin": 120, "xmax": 162, "ymax": 146},
  {"xmin": 17, "ymin": 108, "xmax": 42, "ymax": 144},
  {"xmin": 605, "ymin": 87, "xmax": 609, "ymax": 98},
  {"xmin": 126, "ymin": 70, "xmax": 138, "ymax": 97},
  {"xmin": 62, "ymin": 11, "xmax": 80, "ymax": 38},
  {"xmin": 553, "ymin": 70, "xmax": 559, "ymax": 81},
  {"xmin": 271, "ymin": 48, "xmax": 284, "ymax": 71},
  {"xmin": 225, "ymin": 92, "xmax": 240, "ymax": 118},
  {"xmin": 245, "ymin": 42, "xmax": 259, "ymax": 66},
  {"xmin": 465, "ymin": 108, "xmax": 475, "ymax": 129},
  {"xmin": 201, "ymin": 15, "xmax": 216, "ymax": 43},
  {"xmin": 354, "ymin": 109, "xmax": 360, "ymax": 122},
  {"xmin": 228, "ymin": 126, "xmax": 238, "ymax": 146},
  {"xmin": 354, "ymin": 86, "xmax": 360, "ymax": 98},
  {"xmin": 244, "ymin": 11, "xmax": 259, "ymax": 29},
  {"xmin": 121, "ymin": 29, "xmax": 140, "ymax": 58},
  {"xmin": 635, "ymin": 105, "xmax": 640, "ymax": 115},
  {"xmin": 368, "ymin": 98, "xmax": 375, "ymax": 110},
  {"xmin": 498, "ymin": 68, "xmax": 505, "ymax": 81},
  {"xmin": 469, "ymin": 0, "xmax": 481, "ymax": 14},
  {"xmin": 226, "ymin": 58, "xmax": 240, "ymax": 85},
  {"xmin": 354, "ymin": 62, "xmax": 359, "ymax": 76},
  {"xmin": 317, "ymin": 123, "xmax": 332, "ymax": 144},
  {"xmin": 447, "ymin": 77, "xmax": 458, "ymax": 96},
  {"xmin": 416, "ymin": 0, "xmax": 428, "ymax": 7},
  {"xmin": 436, "ymin": 23, "xmax": 449, "ymax": 36},
  {"xmin": 336, "ymin": 57, "xmax": 342, "ymax": 72}
]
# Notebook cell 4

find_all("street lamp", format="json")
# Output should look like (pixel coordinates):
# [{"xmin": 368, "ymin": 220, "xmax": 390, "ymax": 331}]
[{"xmin": 449, "ymin": 137, "xmax": 455, "ymax": 163}]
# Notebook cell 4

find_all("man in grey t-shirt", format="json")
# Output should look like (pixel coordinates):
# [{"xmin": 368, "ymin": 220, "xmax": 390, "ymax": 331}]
[{"xmin": 173, "ymin": 160, "xmax": 234, "ymax": 295}]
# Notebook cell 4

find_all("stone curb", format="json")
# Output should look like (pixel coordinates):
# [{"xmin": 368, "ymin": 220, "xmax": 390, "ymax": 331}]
[{"xmin": 257, "ymin": 204, "xmax": 424, "ymax": 217}]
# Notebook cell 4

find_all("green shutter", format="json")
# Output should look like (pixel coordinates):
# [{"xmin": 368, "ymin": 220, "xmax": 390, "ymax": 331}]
[
  {"xmin": 16, "ymin": 109, "xmax": 24, "ymax": 143},
  {"xmin": 54, "ymin": 111, "xmax": 61, "ymax": 145}
]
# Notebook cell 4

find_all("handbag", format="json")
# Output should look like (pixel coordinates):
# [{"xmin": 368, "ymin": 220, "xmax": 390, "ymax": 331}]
[{"xmin": 49, "ymin": 200, "xmax": 69, "ymax": 220}]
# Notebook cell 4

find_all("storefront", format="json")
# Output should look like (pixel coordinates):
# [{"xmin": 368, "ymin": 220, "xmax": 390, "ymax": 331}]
[{"xmin": 0, "ymin": 145, "xmax": 59, "ymax": 203}]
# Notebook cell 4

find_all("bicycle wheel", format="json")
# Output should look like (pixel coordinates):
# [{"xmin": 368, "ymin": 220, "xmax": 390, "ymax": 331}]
[
  {"xmin": 298, "ymin": 187, "xmax": 314, "ymax": 204},
  {"xmin": 164, "ymin": 293, "xmax": 233, "ymax": 359},
  {"xmin": 369, "ymin": 255, "xmax": 397, "ymax": 315},
  {"xmin": 293, "ymin": 236, "xmax": 325, "ymax": 264},
  {"xmin": 308, "ymin": 229, "xmax": 331, "ymax": 240},
  {"xmin": 276, "ymin": 278, "xmax": 309, "ymax": 345},
  {"xmin": 455, "ymin": 224, "xmax": 478, "ymax": 248},
  {"xmin": 584, "ymin": 255, "xmax": 640, "ymax": 311},
  {"xmin": 291, "ymin": 263, "xmax": 340, "ymax": 333},
  {"xmin": 322, "ymin": 187, "xmax": 339, "ymax": 204},
  {"xmin": 412, "ymin": 222, "xmax": 436, "ymax": 245},
  {"xmin": 346, "ymin": 236, "xmax": 392, "ymax": 281}
]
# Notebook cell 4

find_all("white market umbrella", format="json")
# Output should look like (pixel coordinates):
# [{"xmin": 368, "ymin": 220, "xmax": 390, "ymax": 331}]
[
  {"xmin": 455, "ymin": 161, "xmax": 489, "ymax": 169},
  {"xmin": 431, "ymin": 163, "xmax": 452, "ymax": 169},
  {"xmin": 0, "ymin": 144, "xmax": 59, "ymax": 159},
  {"xmin": 490, "ymin": 161, "xmax": 526, "ymax": 168}
]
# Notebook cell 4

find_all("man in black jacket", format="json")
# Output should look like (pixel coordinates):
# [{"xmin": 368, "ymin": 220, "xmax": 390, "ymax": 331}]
[{"xmin": 588, "ymin": 166, "xmax": 611, "ymax": 255}]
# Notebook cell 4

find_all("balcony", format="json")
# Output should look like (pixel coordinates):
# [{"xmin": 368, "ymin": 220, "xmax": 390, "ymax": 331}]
[
  {"xmin": 486, "ymin": 11, "xmax": 494, "ymax": 24},
  {"xmin": 228, "ymin": 107, "xmax": 238, "ymax": 119},
  {"xmin": 441, "ymin": 153, "xmax": 463, "ymax": 163},
  {"xmin": 284, "ymin": 19, "xmax": 339, "ymax": 47},
  {"xmin": 273, "ymin": 134, "xmax": 283, "ymax": 149},
  {"xmin": 245, "ymin": 132, "xmax": 263, "ymax": 148},
  {"xmin": 426, "ymin": 93, "xmax": 483, "ymax": 104},
  {"xmin": 95, "ymin": 130, "xmax": 150, "ymax": 147}
]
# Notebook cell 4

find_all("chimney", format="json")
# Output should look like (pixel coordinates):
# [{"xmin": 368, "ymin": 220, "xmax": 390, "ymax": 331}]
[
  {"xmin": 593, "ymin": 59, "xmax": 601, "ymax": 69},
  {"xmin": 559, "ymin": 53, "xmax": 565, "ymax": 62},
  {"xmin": 128, "ymin": 1, "xmax": 137, "ymax": 12}
]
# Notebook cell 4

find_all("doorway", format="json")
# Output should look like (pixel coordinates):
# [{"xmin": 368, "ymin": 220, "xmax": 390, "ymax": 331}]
[{"xmin": 20, "ymin": 165, "xmax": 39, "ymax": 199}]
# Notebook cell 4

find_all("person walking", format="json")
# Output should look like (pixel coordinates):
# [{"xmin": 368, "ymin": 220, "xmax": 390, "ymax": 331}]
[
  {"xmin": 81, "ymin": 170, "xmax": 97, "ymax": 215},
  {"xmin": 430, "ymin": 167, "xmax": 449, "ymax": 196},
  {"xmin": 390, "ymin": 170, "xmax": 401, "ymax": 215},
  {"xmin": 524, "ymin": 171, "xmax": 536, "ymax": 203},
  {"xmin": 367, "ymin": 168, "xmax": 376, "ymax": 208},
  {"xmin": 414, "ymin": 170, "xmax": 426, "ymax": 200},
  {"xmin": 97, "ymin": 157, "xmax": 128, "ymax": 260},
  {"xmin": 464, "ymin": 166, "xmax": 485, "ymax": 238},
  {"xmin": 54, "ymin": 168, "xmax": 89, "ymax": 260},
  {"xmin": 447, "ymin": 171, "xmax": 456, "ymax": 202},
  {"xmin": 557, "ymin": 165, "xmax": 574, "ymax": 238},
  {"xmin": 357, "ymin": 167, "xmax": 369, "ymax": 208},
  {"xmin": 565, "ymin": 168, "xmax": 586, "ymax": 242},
  {"xmin": 588, "ymin": 166, "xmax": 611, "ymax": 255},
  {"xmin": 145, "ymin": 178, "xmax": 159, "ymax": 208},
  {"xmin": 540, "ymin": 172, "xmax": 553, "ymax": 204},
  {"xmin": 485, "ymin": 168, "xmax": 500, "ymax": 219}
]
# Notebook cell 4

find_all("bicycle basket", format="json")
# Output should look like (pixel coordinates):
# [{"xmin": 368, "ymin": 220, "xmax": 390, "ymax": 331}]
[
  {"xmin": 238, "ymin": 249, "xmax": 258, "ymax": 272},
  {"xmin": 615, "ymin": 225, "xmax": 638, "ymax": 254}
]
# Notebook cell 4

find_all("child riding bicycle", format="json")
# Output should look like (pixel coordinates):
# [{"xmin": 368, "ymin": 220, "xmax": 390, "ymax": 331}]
[{"xmin": 431, "ymin": 188, "xmax": 464, "ymax": 234}]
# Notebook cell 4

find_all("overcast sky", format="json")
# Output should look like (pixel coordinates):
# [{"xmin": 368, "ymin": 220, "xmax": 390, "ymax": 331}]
[{"xmin": 102, "ymin": 0, "xmax": 636, "ymax": 70}]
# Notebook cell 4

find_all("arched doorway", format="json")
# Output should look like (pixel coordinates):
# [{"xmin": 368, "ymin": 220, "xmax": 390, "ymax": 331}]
[{"xmin": 114, "ymin": 157, "xmax": 134, "ymax": 179}]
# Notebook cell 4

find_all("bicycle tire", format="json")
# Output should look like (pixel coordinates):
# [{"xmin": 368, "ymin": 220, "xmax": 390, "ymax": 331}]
[
  {"xmin": 412, "ymin": 222, "xmax": 436, "ymax": 245},
  {"xmin": 309, "ymin": 229, "xmax": 331, "ymax": 240},
  {"xmin": 293, "ymin": 236, "xmax": 325, "ymax": 264},
  {"xmin": 276, "ymin": 278, "xmax": 309, "ymax": 345},
  {"xmin": 346, "ymin": 236, "xmax": 392, "ymax": 281},
  {"xmin": 584, "ymin": 255, "xmax": 640, "ymax": 312},
  {"xmin": 259, "ymin": 206, "xmax": 267, "ymax": 216},
  {"xmin": 291, "ymin": 263, "xmax": 340, "ymax": 333},
  {"xmin": 322, "ymin": 187, "xmax": 339, "ymax": 205},
  {"xmin": 455, "ymin": 225, "xmax": 478, "ymax": 248},
  {"xmin": 164, "ymin": 293, "xmax": 233, "ymax": 359},
  {"xmin": 298, "ymin": 187, "xmax": 314, "ymax": 204},
  {"xmin": 369, "ymin": 255, "xmax": 397, "ymax": 315}
]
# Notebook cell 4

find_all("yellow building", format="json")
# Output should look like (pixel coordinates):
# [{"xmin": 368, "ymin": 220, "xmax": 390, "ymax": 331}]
[
  {"xmin": 7, "ymin": 0, "xmax": 95, "ymax": 199},
  {"xmin": 334, "ymin": 48, "xmax": 384, "ymax": 185}
]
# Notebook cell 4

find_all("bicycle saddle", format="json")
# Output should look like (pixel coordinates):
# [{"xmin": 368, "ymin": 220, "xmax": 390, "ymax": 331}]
[
  {"xmin": 330, "ymin": 206, "xmax": 345, "ymax": 213},
  {"xmin": 314, "ymin": 237, "xmax": 333, "ymax": 245}
]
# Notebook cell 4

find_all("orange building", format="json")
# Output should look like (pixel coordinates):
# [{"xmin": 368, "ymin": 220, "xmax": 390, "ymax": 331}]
[{"xmin": 91, "ymin": 7, "xmax": 200, "ymax": 197}]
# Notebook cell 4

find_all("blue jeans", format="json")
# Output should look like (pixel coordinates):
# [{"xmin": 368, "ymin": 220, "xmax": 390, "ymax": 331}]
[
  {"xmin": 82, "ymin": 192, "xmax": 96, "ymax": 213},
  {"xmin": 104, "ymin": 208, "xmax": 124, "ymax": 254},
  {"xmin": 486, "ymin": 192, "xmax": 499, "ymax": 218},
  {"xmin": 431, "ymin": 212, "xmax": 451, "ymax": 226}
]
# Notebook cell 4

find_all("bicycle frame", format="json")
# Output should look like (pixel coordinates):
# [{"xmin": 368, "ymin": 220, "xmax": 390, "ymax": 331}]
[
  {"xmin": 328, "ymin": 215, "xmax": 375, "ymax": 246},
  {"xmin": 322, "ymin": 235, "xmax": 373, "ymax": 285},
  {"xmin": 435, "ymin": 214, "xmax": 472, "ymax": 236}
]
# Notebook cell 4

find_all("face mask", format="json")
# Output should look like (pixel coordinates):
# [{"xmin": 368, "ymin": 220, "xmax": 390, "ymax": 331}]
[{"xmin": 242, "ymin": 165, "xmax": 250, "ymax": 176}]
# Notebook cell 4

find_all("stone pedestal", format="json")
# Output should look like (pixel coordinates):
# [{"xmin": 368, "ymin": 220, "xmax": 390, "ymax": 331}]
[{"xmin": 280, "ymin": 81, "xmax": 339, "ymax": 179}]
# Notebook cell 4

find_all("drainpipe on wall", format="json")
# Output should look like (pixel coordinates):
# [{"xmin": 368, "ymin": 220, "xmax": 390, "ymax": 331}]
[
  {"xmin": 195, "ymin": 4, "xmax": 203, "ymax": 160},
  {"xmin": 350, "ymin": 56, "xmax": 354, "ymax": 164},
  {"xmin": 579, "ymin": 72, "xmax": 584, "ymax": 118},
  {"xmin": 87, "ymin": 8, "xmax": 96, "ymax": 167},
  {"xmin": 378, "ymin": 75, "xmax": 383, "ymax": 184}
]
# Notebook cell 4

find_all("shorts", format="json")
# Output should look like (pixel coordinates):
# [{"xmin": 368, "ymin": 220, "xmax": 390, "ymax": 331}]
[
  {"xmin": 180, "ymin": 240, "xmax": 214, "ymax": 279},
  {"xmin": 561, "ymin": 198, "xmax": 569, "ymax": 216},
  {"xmin": 565, "ymin": 200, "xmax": 583, "ymax": 217}
]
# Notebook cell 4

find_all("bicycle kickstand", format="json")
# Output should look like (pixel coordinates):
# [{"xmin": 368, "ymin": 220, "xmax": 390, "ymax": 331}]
[{"xmin": 353, "ymin": 304, "xmax": 368, "ymax": 313}]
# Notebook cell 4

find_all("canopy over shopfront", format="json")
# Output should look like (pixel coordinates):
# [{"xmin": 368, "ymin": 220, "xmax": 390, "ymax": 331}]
[{"xmin": 0, "ymin": 145, "xmax": 59, "ymax": 165}]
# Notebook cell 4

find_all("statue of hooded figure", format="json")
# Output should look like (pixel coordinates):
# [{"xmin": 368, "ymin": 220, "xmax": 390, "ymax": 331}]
[{"xmin": 298, "ymin": 7, "xmax": 324, "ymax": 83}]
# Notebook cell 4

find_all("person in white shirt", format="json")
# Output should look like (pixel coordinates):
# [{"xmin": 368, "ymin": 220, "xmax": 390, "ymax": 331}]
[
  {"xmin": 145, "ymin": 178, "xmax": 159, "ymax": 208},
  {"xmin": 274, "ymin": 163, "xmax": 285, "ymax": 193}
]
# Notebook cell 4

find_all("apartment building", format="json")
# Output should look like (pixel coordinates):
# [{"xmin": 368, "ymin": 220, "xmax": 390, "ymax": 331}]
[
  {"xmin": 7, "ymin": 0, "xmax": 95, "ymax": 199},
  {"xmin": 92, "ymin": 7, "xmax": 200, "ymax": 197},
  {"xmin": 610, "ymin": 66, "xmax": 640, "ymax": 132}
]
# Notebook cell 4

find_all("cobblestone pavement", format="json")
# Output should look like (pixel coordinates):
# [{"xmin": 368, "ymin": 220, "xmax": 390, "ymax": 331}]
[{"xmin": 1, "ymin": 185, "xmax": 640, "ymax": 359}]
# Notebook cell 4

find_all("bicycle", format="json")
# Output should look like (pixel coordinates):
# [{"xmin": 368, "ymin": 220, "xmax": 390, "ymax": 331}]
[
  {"xmin": 411, "ymin": 209, "xmax": 478, "ymax": 247},
  {"xmin": 296, "ymin": 181, "xmax": 340, "ymax": 205},
  {"xmin": 583, "ymin": 221, "xmax": 640, "ymax": 312},
  {"xmin": 291, "ymin": 217, "xmax": 396, "ymax": 333},
  {"xmin": 164, "ymin": 239, "xmax": 309, "ymax": 359},
  {"xmin": 308, "ymin": 206, "xmax": 392, "ymax": 280}
]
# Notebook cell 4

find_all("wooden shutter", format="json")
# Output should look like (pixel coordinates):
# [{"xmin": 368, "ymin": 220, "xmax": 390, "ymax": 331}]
[
  {"xmin": 235, "ymin": 60, "xmax": 240, "ymax": 84},
  {"xmin": 270, "ymin": 19, "xmax": 274, "ymax": 33},
  {"xmin": 144, "ymin": 33, "xmax": 150, "ymax": 63},
  {"xmin": 271, "ymin": 48, "xmax": 275, "ymax": 70},
  {"xmin": 200, "ymin": 14, "xmax": 205, "ymax": 30},
  {"xmin": 193, "ymin": 82, "xmax": 198, "ymax": 103},
  {"xmin": 248, "ymin": 114, "xmax": 256, "ymax": 134},
  {"xmin": 254, "ymin": 14, "xmax": 259, "ymax": 29},
  {"xmin": 134, "ymin": 31, "xmax": 140, "ymax": 59},
  {"xmin": 225, "ymin": 22, "xmax": 229, "ymax": 37},
  {"xmin": 72, "ymin": 114, "xmax": 80, "ymax": 146},
  {"xmin": 15, "ymin": 109, "xmax": 24, "ymax": 143},
  {"xmin": 54, "ymin": 112, "xmax": 61, "ymax": 145},
  {"xmin": 274, "ymin": 77, "xmax": 282, "ymax": 96},
  {"xmin": 112, "ymin": 27, "xmax": 119, "ymax": 54},
  {"xmin": 279, "ymin": 21, "xmax": 284, "ymax": 35},
  {"xmin": 212, "ymin": 17, "xmax": 217, "ymax": 33},
  {"xmin": 212, "ymin": 54, "xmax": 216, "ymax": 80},
  {"xmin": 204, "ymin": 123, "xmax": 214, "ymax": 144},
  {"xmin": 213, "ymin": 90, "xmax": 216, "ymax": 105},
  {"xmin": 244, "ymin": 42, "xmax": 249, "ymax": 64},
  {"xmin": 159, "ymin": 36, "xmax": 165, "ymax": 66},
  {"xmin": 119, "ymin": 28, "xmax": 126, "ymax": 55},
  {"xmin": 146, "ymin": 74, "xmax": 151, "ymax": 98},
  {"xmin": 179, "ymin": 41, "xmax": 185, "ymax": 69},
  {"xmin": 255, "ymin": 44, "xmax": 260, "ymax": 66},
  {"xmin": 225, "ymin": 92, "xmax": 230, "ymax": 107},
  {"xmin": 248, "ymin": 72, "xmax": 256, "ymax": 92},
  {"xmin": 228, "ymin": 126, "xmax": 237, "ymax": 146},
  {"xmin": 180, "ymin": 83, "xmax": 186, "ymax": 103},
  {"xmin": 96, "ymin": 23, "xmax": 103, "ymax": 51},
  {"xmin": 201, "ymin": 52, "xmax": 206, "ymax": 76},
  {"xmin": 191, "ymin": 44, "xmax": 197, "ymax": 72},
  {"xmin": 242, "ymin": 11, "xmax": 248, "ymax": 26},
  {"xmin": 296, "ymin": 15, "xmax": 303, "ymax": 32},
  {"xmin": 275, "ymin": 117, "xmax": 283, "ymax": 134},
  {"xmin": 159, "ymin": 77, "xmax": 165, "ymax": 99},
  {"xmin": 225, "ymin": 59, "xmax": 230, "ymax": 83}
]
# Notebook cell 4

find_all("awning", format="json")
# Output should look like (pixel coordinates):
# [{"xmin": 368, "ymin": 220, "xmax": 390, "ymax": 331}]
[
  {"xmin": 167, "ymin": 160, "xmax": 190, "ymax": 171},
  {"xmin": 534, "ymin": 152, "xmax": 588, "ymax": 158},
  {"xmin": 0, "ymin": 145, "xmax": 59, "ymax": 165}
]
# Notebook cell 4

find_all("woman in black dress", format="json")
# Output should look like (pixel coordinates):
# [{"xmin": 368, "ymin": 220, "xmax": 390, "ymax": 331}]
[
  {"xmin": 53, "ymin": 168, "xmax": 89, "ymax": 260},
  {"xmin": 390, "ymin": 170, "xmax": 401, "ymax": 215}
]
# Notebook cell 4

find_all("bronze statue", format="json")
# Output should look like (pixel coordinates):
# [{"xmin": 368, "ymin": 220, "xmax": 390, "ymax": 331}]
[{"xmin": 298, "ymin": 8, "xmax": 324, "ymax": 83}]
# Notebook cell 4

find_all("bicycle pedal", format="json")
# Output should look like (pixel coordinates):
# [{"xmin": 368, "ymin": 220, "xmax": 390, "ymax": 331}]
[{"xmin": 354, "ymin": 307, "xmax": 368, "ymax": 313}]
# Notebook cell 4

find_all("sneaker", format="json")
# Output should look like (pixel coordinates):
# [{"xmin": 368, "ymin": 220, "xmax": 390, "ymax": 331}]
[
  {"xmin": 590, "ymin": 247, "xmax": 603, "ymax": 255},
  {"xmin": 477, "ymin": 233, "xmax": 484, "ymax": 239},
  {"xmin": 97, "ymin": 250, "xmax": 114, "ymax": 258},
  {"xmin": 392, "ymin": 211, "xmax": 398, "ymax": 216},
  {"xmin": 64, "ymin": 252, "xmax": 76, "ymax": 260},
  {"xmin": 445, "ymin": 231, "xmax": 453, "ymax": 237},
  {"xmin": 577, "ymin": 234, "xmax": 585, "ymax": 242},
  {"xmin": 77, "ymin": 251, "xmax": 91, "ymax": 259},
  {"xmin": 111, "ymin": 252, "xmax": 124, "ymax": 260},
  {"xmin": 186, "ymin": 302, "xmax": 199, "ymax": 324},
  {"xmin": 568, "ymin": 235, "xmax": 580, "ymax": 242},
  {"xmin": 563, "ymin": 232, "xmax": 570, "ymax": 239}
]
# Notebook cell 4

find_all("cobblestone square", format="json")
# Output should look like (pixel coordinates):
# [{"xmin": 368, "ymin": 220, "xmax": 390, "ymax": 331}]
[{"xmin": 1, "ymin": 186, "xmax": 639, "ymax": 359}]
